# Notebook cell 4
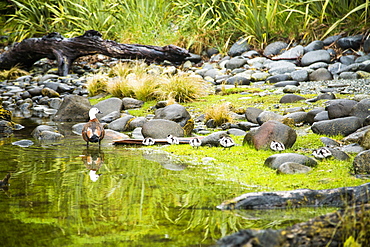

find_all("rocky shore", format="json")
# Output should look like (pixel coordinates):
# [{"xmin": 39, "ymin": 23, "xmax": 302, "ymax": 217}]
[{"xmin": 1, "ymin": 33, "xmax": 370, "ymax": 246}]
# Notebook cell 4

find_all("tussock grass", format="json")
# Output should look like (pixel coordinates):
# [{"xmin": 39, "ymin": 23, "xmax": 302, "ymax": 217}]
[
  {"xmin": 159, "ymin": 75, "xmax": 208, "ymax": 103},
  {"xmin": 205, "ymin": 102, "xmax": 234, "ymax": 126},
  {"xmin": 0, "ymin": 67, "xmax": 29, "ymax": 80},
  {"xmin": 86, "ymin": 74, "xmax": 109, "ymax": 96}
]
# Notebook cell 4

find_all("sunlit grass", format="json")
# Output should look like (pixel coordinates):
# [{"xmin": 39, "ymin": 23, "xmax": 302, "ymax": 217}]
[
  {"xmin": 204, "ymin": 102, "xmax": 234, "ymax": 126},
  {"xmin": 86, "ymin": 73, "xmax": 109, "ymax": 96}
]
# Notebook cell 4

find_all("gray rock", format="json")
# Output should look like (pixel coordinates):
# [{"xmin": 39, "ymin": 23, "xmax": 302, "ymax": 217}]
[
  {"xmin": 265, "ymin": 74, "xmax": 290, "ymax": 84},
  {"xmin": 339, "ymin": 72, "xmax": 358, "ymax": 79},
  {"xmin": 339, "ymin": 56, "xmax": 355, "ymax": 65},
  {"xmin": 265, "ymin": 153, "xmax": 317, "ymax": 169},
  {"xmin": 364, "ymin": 38, "xmax": 370, "ymax": 53},
  {"xmin": 307, "ymin": 92, "xmax": 336, "ymax": 103},
  {"xmin": 201, "ymin": 131, "xmax": 229, "ymax": 147},
  {"xmin": 323, "ymin": 35, "xmax": 342, "ymax": 46},
  {"xmin": 314, "ymin": 111, "xmax": 329, "ymax": 122},
  {"xmin": 309, "ymin": 62, "xmax": 329, "ymax": 70},
  {"xmin": 256, "ymin": 111, "xmax": 285, "ymax": 125},
  {"xmin": 243, "ymin": 120, "xmax": 296, "ymax": 150},
  {"xmin": 274, "ymin": 81, "xmax": 299, "ymax": 87},
  {"xmin": 277, "ymin": 162, "xmax": 312, "ymax": 174},
  {"xmin": 100, "ymin": 111, "xmax": 121, "ymax": 123},
  {"xmin": 122, "ymin": 97, "xmax": 144, "ymax": 109},
  {"xmin": 275, "ymin": 45, "xmax": 304, "ymax": 60},
  {"xmin": 301, "ymin": 50, "xmax": 331, "ymax": 66},
  {"xmin": 342, "ymin": 125, "xmax": 370, "ymax": 143},
  {"xmin": 263, "ymin": 41, "xmax": 288, "ymax": 56},
  {"xmin": 311, "ymin": 116, "xmax": 362, "ymax": 136},
  {"xmin": 328, "ymin": 62, "xmax": 349, "ymax": 74},
  {"xmin": 326, "ymin": 99, "xmax": 358, "ymax": 119},
  {"xmin": 304, "ymin": 40, "xmax": 324, "ymax": 53},
  {"xmin": 154, "ymin": 104, "xmax": 191, "ymax": 127},
  {"xmin": 328, "ymin": 147, "xmax": 350, "ymax": 161},
  {"xmin": 291, "ymin": 70, "xmax": 308, "ymax": 82},
  {"xmin": 353, "ymin": 150, "xmax": 370, "ymax": 174},
  {"xmin": 227, "ymin": 128, "xmax": 246, "ymax": 136},
  {"xmin": 108, "ymin": 115, "xmax": 135, "ymax": 131},
  {"xmin": 226, "ymin": 76, "xmax": 250, "ymax": 85},
  {"xmin": 94, "ymin": 97, "xmax": 123, "ymax": 117},
  {"xmin": 204, "ymin": 68, "xmax": 223, "ymax": 79},
  {"xmin": 319, "ymin": 137, "xmax": 341, "ymax": 147},
  {"xmin": 285, "ymin": 112, "xmax": 308, "ymax": 124},
  {"xmin": 141, "ymin": 119, "xmax": 184, "ymax": 139},
  {"xmin": 48, "ymin": 98, "xmax": 63, "ymax": 110},
  {"xmin": 360, "ymin": 129, "xmax": 370, "ymax": 149},
  {"xmin": 245, "ymin": 107, "xmax": 263, "ymax": 124},
  {"xmin": 283, "ymin": 85, "xmax": 300, "ymax": 93},
  {"xmin": 350, "ymin": 99, "xmax": 370, "ymax": 122},
  {"xmin": 53, "ymin": 95, "xmax": 91, "ymax": 122},
  {"xmin": 309, "ymin": 68, "xmax": 333, "ymax": 81},
  {"xmin": 341, "ymin": 143, "xmax": 364, "ymax": 154},
  {"xmin": 336, "ymin": 35, "xmax": 363, "ymax": 50},
  {"xmin": 306, "ymin": 107, "xmax": 325, "ymax": 124},
  {"xmin": 251, "ymin": 72, "xmax": 270, "ymax": 81},
  {"xmin": 279, "ymin": 94, "xmax": 305, "ymax": 103},
  {"xmin": 228, "ymin": 37, "xmax": 250, "ymax": 57},
  {"xmin": 225, "ymin": 57, "xmax": 248, "ymax": 70},
  {"xmin": 71, "ymin": 123, "xmax": 85, "ymax": 135},
  {"xmin": 126, "ymin": 117, "xmax": 148, "ymax": 131},
  {"xmin": 37, "ymin": 130, "xmax": 64, "ymax": 141},
  {"xmin": 104, "ymin": 129, "xmax": 130, "ymax": 140}
]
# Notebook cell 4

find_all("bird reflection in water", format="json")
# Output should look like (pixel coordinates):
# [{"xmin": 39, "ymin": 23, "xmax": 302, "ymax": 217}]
[
  {"xmin": 81, "ymin": 149, "xmax": 104, "ymax": 182},
  {"xmin": 0, "ymin": 173, "xmax": 11, "ymax": 192}
]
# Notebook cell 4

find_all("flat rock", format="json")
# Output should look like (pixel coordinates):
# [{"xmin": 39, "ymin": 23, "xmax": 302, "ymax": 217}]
[
  {"xmin": 265, "ymin": 153, "xmax": 317, "ymax": 169},
  {"xmin": 141, "ymin": 119, "xmax": 184, "ymax": 139},
  {"xmin": 279, "ymin": 94, "xmax": 305, "ymax": 103},
  {"xmin": 301, "ymin": 50, "xmax": 331, "ymax": 66},
  {"xmin": 311, "ymin": 116, "xmax": 362, "ymax": 136}
]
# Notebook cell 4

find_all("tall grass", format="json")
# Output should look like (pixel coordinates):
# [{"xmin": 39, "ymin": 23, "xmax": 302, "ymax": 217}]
[{"xmin": 3, "ymin": 0, "xmax": 369, "ymax": 52}]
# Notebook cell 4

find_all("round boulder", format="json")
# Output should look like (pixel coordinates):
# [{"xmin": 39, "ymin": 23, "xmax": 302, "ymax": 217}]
[
  {"xmin": 93, "ymin": 97, "xmax": 123, "ymax": 118},
  {"xmin": 265, "ymin": 153, "xmax": 317, "ymax": 169},
  {"xmin": 108, "ymin": 115, "xmax": 135, "ymax": 131},
  {"xmin": 141, "ymin": 119, "xmax": 184, "ymax": 139},
  {"xmin": 243, "ymin": 120, "xmax": 297, "ymax": 150},
  {"xmin": 301, "ymin": 50, "xmax": 331, "ymax": 66},
  {"xmin": 325, "ymin": 99, "xmax": 358, "ymax": 119},
  {"xmin": 279, "ymin": 94, "xmax": 306, "ymax": 103},
  {"xmin": 154, "ymin": 104, "xmax": 191, "ymax": 127},
  {"xmin": 53, "ymin": 95, "xmax": 91, "ymax": 122}
]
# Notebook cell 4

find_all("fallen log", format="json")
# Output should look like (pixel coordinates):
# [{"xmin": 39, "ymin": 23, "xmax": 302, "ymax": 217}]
[
  {"xmin": 217, "ymin": 182, "xmax": 370, "ymax": 210},
  {"xmin": 0, "ymin": 30, "xmax": 190, "ymax": 76},
  {"xmin": 217, "ymin": 204, "xmax": 370, "ymax": 247}
]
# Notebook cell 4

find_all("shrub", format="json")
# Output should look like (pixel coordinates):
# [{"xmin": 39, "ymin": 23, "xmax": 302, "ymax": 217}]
[{"xmin": 205, "ymin": 102, "xmax": 234, "ymax": 126}]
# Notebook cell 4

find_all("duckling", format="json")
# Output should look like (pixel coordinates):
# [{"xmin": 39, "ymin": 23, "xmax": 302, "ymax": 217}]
[
  {"xmin": 82, "ymin": 107, "xmax": 105, "ymax": 147},
  {"xmin": 219, "ymin": 136, "xmax": 235, "ymax": 149},
  {"xmin": 143, "ymin": 137, "xmax": 155, "ymax": 146},
  {"xmin": 189, "ymin": 137, "xmax": 202, "ymax": 148},
  {"xmin": 167, "ymin": 134, "xmax": 179, "ymax": 145},
  {"xmin": 312, "ymin": 147, "xmax": 332, "ymax": 159},
  {"xmin": 270, "ymin": 140, "xmax": 285, "ymax": 152}
]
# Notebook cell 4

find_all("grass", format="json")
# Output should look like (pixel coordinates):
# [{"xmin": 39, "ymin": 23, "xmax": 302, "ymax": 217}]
[{"xmin": 2, "ymin": 0, "xmax": 368, "ymax": 52}]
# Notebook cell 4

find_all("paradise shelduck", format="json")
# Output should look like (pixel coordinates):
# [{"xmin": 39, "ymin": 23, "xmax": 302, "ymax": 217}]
[
  {"xmin": 219, "ymin": 136, "xmax": 235, "ymax": 149},
  {"xmin": 312, "ymin": 147, "xmax": 332, "ymax": 159},
  {"xmin": 189, "ymin": 137, "xmax": 202, "ymax": 148},
  {"xmin": 167, "ymin": 134, "xmax": 179, "ymax": 145},
  {"xmin": 270, "ymin": 140, "xmax": 285, "ymax": 151},
  {"xmin": 82, "ymin": 107, "xmax": 105, "ymax": 147},
  {"xmin": 143, "ymin": 137, "xmax": 155, "ymax": 146}
]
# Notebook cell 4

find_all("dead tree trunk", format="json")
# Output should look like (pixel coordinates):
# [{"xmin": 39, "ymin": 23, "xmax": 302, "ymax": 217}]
[
  {"xmin": 217, "ymin": 182, "xmax": 370, "ymax": 210},
  {"xmin": 0, "ymin": 30, "xmax": 190, "ymax": 76}
]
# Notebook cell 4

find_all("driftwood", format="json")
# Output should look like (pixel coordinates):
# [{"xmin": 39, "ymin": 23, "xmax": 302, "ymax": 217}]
[
  {"xmin": 217, "ymin": 204, "xmax": 370, "ymax": 247},
  {"xmin": 217, "ymin": 183, "xmax": 370, "ymax": 210},
  {"xmin": 0, "ymin": 30, "xmax": 190, "ymax": 76}
]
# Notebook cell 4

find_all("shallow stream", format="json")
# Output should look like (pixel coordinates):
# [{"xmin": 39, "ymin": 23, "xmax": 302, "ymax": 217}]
[{"xmin": 0, "ymin": 117, "xmax": 333, "ymax": 246}]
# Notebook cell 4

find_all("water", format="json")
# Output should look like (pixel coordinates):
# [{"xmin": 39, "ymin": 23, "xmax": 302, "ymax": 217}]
[{"xmin": 0, "ymin": 118, "xmax": 333, "ymax": 246}]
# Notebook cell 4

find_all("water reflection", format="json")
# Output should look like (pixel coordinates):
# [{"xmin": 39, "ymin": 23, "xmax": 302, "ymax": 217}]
[{"xmin": 80, "ymin": 148, "xmax": 104, "ymax": 182}]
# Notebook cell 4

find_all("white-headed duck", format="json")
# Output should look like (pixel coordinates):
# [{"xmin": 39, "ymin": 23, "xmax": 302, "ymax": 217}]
[{"xmin": 82, "ymin": 107, "xmax": 105, "ymax": 146}]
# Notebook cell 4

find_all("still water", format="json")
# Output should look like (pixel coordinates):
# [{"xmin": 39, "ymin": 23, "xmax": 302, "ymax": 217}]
[{"xmin": 0, "ymin": 118, "xmax": 331, "ymax": 246}]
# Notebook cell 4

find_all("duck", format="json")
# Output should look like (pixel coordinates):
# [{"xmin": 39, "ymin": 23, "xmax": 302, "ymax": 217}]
[
  {"xmin": 189, "ymin": 137, "xmax": 202, "ymax": 148},
  {"xmin": 143, "ymin": 137, "xmax": 155, "ymax": 146},
  {"xmin": 167, "ymin": 134, "xmax": 179, "ymax": 145},
  {"xmin": 312, "ymin": 147, "xmax": 332, "ymax": 159},
  {"xmin": 270, "ymin": 140, "xmax": 285, "ymax": 152},
  {"xmin": 219, "ymin": 136, "xmax": 235, "ymax": 149},
  {"xmin": 82, "ymin": 107, "xmax": 105, "ymax": 147}
]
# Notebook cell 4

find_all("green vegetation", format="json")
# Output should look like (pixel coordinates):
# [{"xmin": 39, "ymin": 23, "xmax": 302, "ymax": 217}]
[{"xmin": 1, "ymin": 0, "xmax": 368, "ymax": 53}]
